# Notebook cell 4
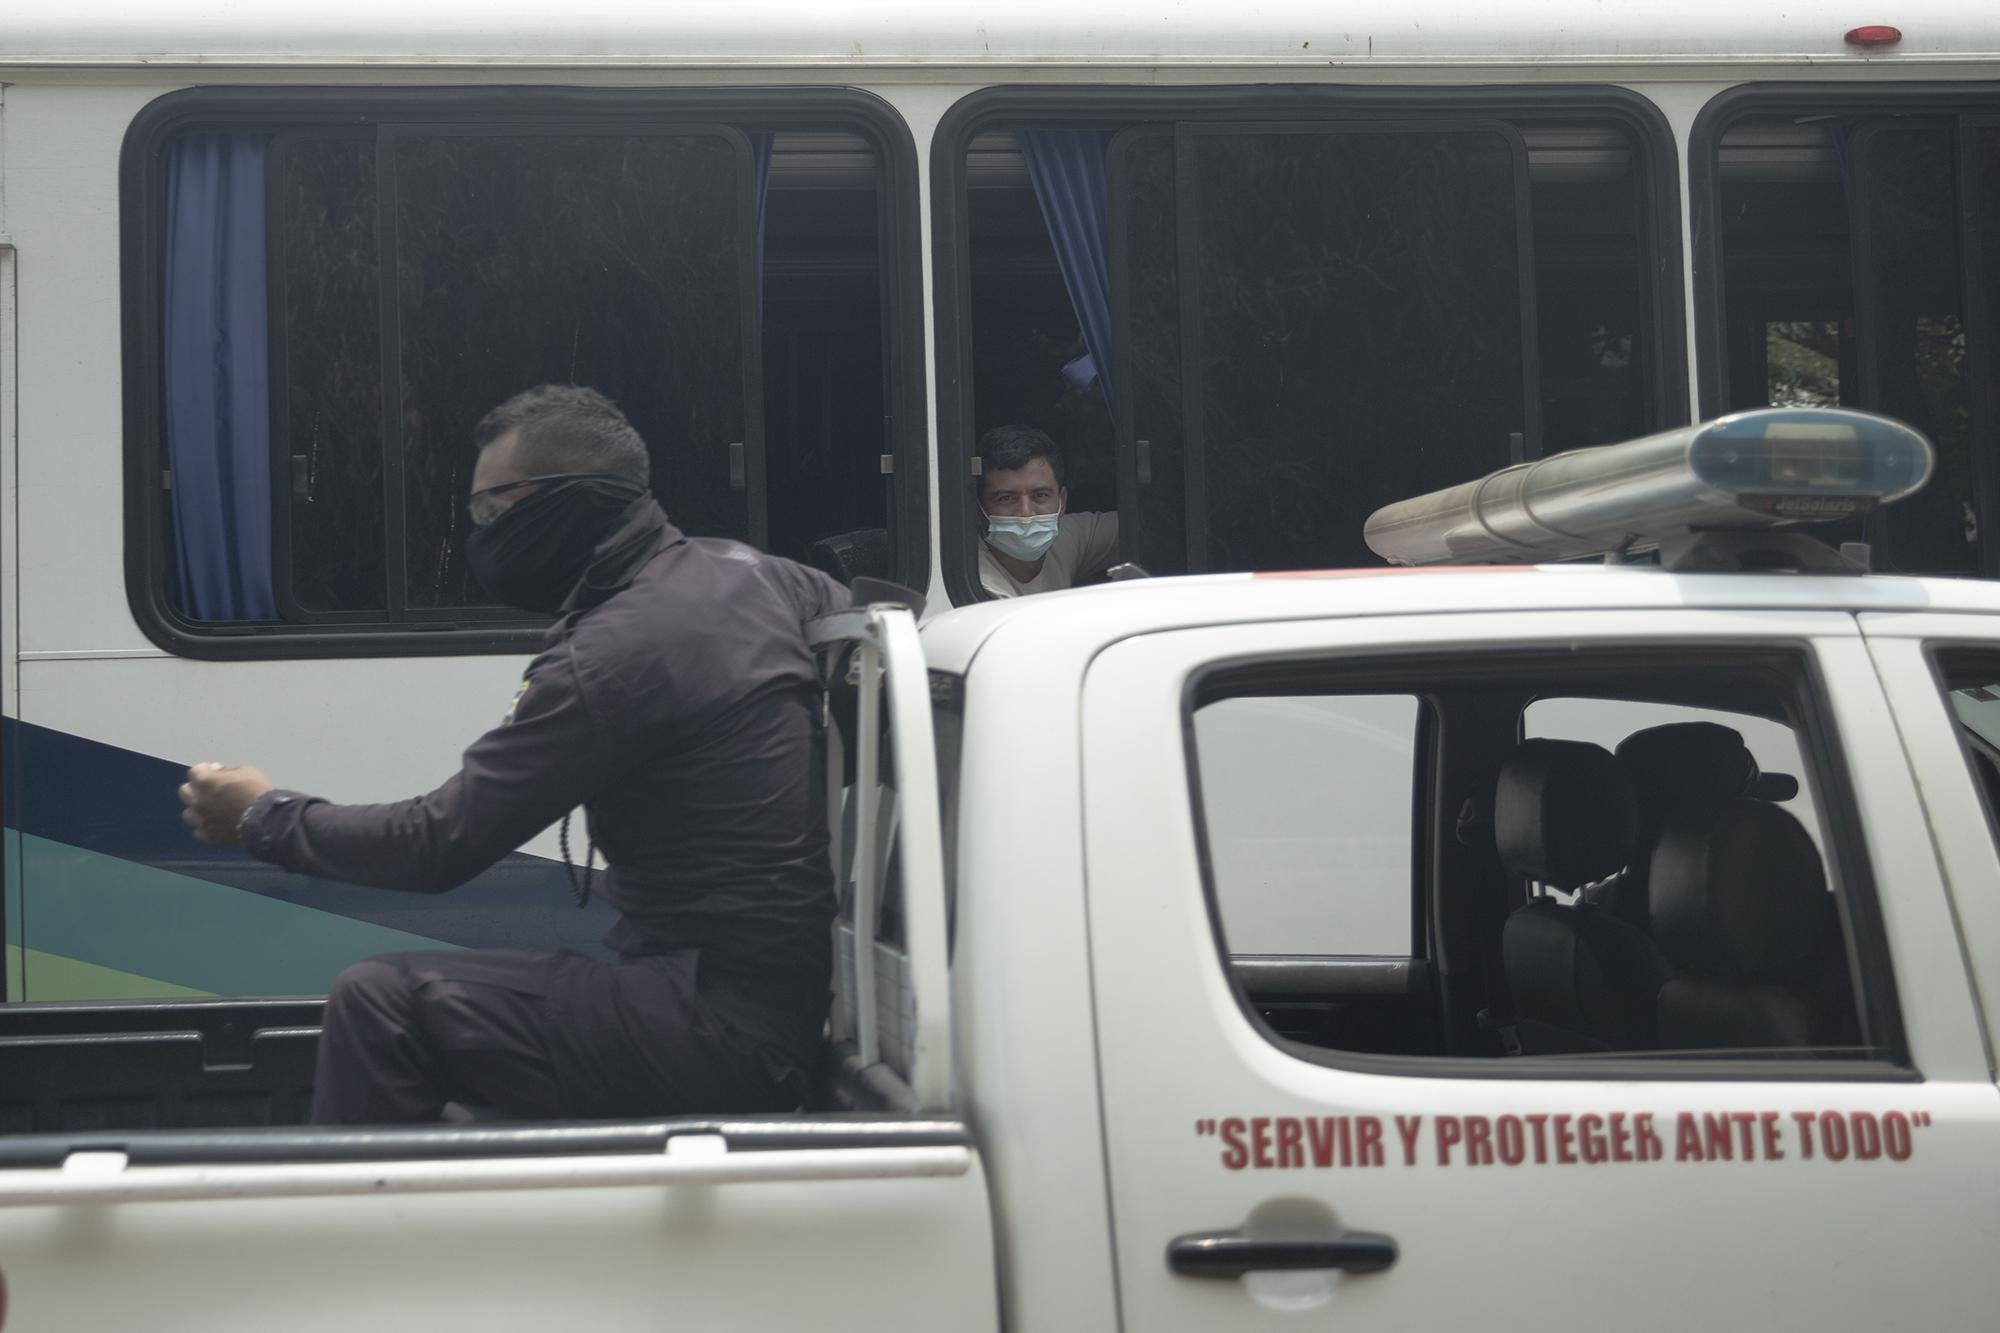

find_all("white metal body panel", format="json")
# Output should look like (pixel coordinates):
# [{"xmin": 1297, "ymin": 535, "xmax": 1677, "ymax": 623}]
[
  {"xmin": 7, "ymin": 79, "xmax": 154, "ymax": 659},
  {"xmin": 1860, "ymin": 612, "xmax": 2000, "ymax": 1075},
  {"xmin": 2, "ymin": 2, "xmax": 1996, "ymax": 69},
  {"xmin": 1077, "ymin": 607, "xmax": 2000, "ymax": 1331},
  {"xmin": 922, "ymin": 565, "xmax": 2000, "ymax": 674},
  {"xmin": 949, "ymin": 614, "xmax": 1124, "ymax": 1331},
  {"xmin": 0, "ymin": 1146, "xmax": 997, "ymax": 1333}
]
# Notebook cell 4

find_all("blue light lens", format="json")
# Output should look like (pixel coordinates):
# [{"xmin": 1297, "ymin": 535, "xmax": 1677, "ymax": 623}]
[{"xmin": 1688, "ymin": 409, "xmax": 1933, "ymax": 499}]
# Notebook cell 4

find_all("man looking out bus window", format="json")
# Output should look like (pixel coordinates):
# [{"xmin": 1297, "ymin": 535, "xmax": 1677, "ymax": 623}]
[
  {"xmin": 976, "ymin": 424, "xmax": 1119, "ymax": 597},
  {"xmin": 177, "ymin": 384, "xmax": 849, "ymax": 1125}
]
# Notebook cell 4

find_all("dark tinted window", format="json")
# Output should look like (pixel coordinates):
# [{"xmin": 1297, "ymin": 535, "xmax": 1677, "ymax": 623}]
[
  {"xmin": 1177, "ymin": 126, "xmax": 1527, "ymax": 572},
  {"xmin": 396, "ymin": 132, "xmax": 752, "ymax": 608},
  {"xmin": 1710, "ymin": 102, "xmax": 2000, "ymax": 576},
  {"xmin": 1528, "ymin": 126, "xmax": 1658, "ymax": 452},
  {"xmin": 274, "ymin": 133, "xmax": 385, "ymax": 613},
  {"xmin": 1979, "ymin": 123, "xmax": 2000, "ymax": 528},
  {"xmin": 1111, "ymin": 129, "xmax": 1187, "ymax": 566},
  {"xmin": 147, "ymin": 101, "xmax": 907, "ymax": 646},
  {"xmin": 1850, "ymin": 123, "xmax": 1970, "ymax": 574},
  {"xmin": 955, "ymin": 105, "xmax": 1672, "ymax": 590},
  {"xmin": 273, "ymin": 128, "xmax": 754, "ymax": 619}
]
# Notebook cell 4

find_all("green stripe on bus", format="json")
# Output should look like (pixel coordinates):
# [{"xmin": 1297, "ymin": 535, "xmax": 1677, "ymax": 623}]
[
  {"xmin": 3, "ymin": 828, "xmax": 22, "ymax": 1002},
  {"xmin": 2, "ymin": 944, "xmax": 214, "ymax": 1001},
  {"xmin": 4, "ymin": 829, "xmax": 456, "ymax": 999}
]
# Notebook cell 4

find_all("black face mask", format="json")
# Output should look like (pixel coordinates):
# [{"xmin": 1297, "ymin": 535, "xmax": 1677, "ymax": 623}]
[{"xmin": 465, "ymin": 476, "xmax": 648, "ymax": 613}]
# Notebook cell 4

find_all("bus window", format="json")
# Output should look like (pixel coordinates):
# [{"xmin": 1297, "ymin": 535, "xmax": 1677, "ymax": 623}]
[
  {"xmin": 945, "ymin": 95, "xmax": 1678, "ymax": 593},
  {"xmin": 134, "ymin": 95, "xmax": 917, "ymax": 651},
  {"xmin": 277, "ymin": 128, "xmax": 756, "ymax": 618},
  {"xmin": 1705, "ymin": 98, "xmax": 2000, "ymax": 578}
]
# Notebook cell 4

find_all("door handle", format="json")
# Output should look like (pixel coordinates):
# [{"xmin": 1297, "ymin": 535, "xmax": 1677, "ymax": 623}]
[
  {"xmin": 728, "ymin": 441, "xmax": 747, "ymax": 491},
  {"xmin": 1167, "ymin": 1229, "xmax": 1397, "ymax": 1279}
]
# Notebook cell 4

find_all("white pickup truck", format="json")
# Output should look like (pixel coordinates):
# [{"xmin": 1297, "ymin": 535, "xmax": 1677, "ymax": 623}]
[{"xmin": 1, "ymin": 411, "xmax": 1998, "ymax": 1331}]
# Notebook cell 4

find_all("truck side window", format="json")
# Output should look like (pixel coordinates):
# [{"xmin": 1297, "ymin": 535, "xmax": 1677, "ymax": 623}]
[
  {"xmin": 1933, "ymin": 653, "xmax": 2000, "ymax": 837},
  {"xmin": 1188, "ymin": 651, "xmax": 1895, "ymax": 1069},
  {"xmin": 1192, "ymin": 694, "xmax": 1421, "ymax": 958}
]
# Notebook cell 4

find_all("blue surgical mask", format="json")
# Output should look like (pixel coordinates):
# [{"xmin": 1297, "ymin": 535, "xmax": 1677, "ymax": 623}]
[{"xmin": 984, "ymin": 510, "xmax": 1061, "ymax": 562}]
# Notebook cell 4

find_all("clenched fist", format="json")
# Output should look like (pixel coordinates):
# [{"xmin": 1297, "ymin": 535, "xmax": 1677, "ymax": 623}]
[{"xmin": 179, "ymin": 762, "xmax": 275, "ymax": 846}]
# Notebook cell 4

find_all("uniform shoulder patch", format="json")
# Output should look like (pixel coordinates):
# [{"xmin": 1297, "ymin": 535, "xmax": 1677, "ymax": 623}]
[{"xmin": 503, "ymin": 678, "xmax": 531, "ymax": 724}]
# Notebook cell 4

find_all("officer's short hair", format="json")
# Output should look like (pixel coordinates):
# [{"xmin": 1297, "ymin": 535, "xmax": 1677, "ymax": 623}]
[
  {"xmin": 475, "ymin": 385, "xmax": 651, "ymax": 487},
  {"xmin": 976, "ymin": 424, "xmax": 1065, "ymax": 496}
]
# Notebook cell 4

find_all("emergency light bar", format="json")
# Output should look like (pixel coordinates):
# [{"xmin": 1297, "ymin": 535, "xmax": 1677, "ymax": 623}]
[{"xmin": 1363, "ymin": 408, "xmax": 1934, "ymax": 567}]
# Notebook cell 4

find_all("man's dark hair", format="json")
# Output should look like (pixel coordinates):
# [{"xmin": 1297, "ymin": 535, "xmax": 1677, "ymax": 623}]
[
  {"xmin": 474, "ymin": 384, "xmax": 651, "ymax": 487},
  {"xmin": 976, "ymin": 424, "xmax": 1065, "ymax": 494}
]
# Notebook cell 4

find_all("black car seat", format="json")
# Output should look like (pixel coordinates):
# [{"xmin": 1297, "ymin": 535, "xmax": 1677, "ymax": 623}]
[
  {"xmin": 1650, "ymin": 798, "xmax": 1837, "ymax": 1050},
  {"xmin": 1495, "ymin": 739, "xmax": 1672, "ymax": 1054},
  {"xmin": 1590, "ymin": 721, "xmax": 1789, "ymax": 931}
]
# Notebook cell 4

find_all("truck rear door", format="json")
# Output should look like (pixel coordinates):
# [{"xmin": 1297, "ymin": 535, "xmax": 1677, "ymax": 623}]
[
  {"xmin": 1860, "ymin": 613, "xmax": 2000, "ymax": 1074},
  {"xmin": 1079, "ymin": 607, "xmax": 2000, "ymax": 1332},
  {"xmin": 0, "ymin": 1119, "xmax": 989, "ymax": 1332},
  {"xmin": 0, "ymin": 607, "xmax": 995, "ymax": 1333}
]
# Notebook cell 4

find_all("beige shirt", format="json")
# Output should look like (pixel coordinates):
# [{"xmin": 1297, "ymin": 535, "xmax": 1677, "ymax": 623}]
[{"xmin": 978, "ymin": 511, "xmax": 1121, "ymax": 598}]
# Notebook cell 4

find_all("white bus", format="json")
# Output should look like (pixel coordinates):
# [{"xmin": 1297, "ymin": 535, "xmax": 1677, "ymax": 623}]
[{"xmin": 0, "ymin": 3, "xmax": 1994, "ymax": 1079}]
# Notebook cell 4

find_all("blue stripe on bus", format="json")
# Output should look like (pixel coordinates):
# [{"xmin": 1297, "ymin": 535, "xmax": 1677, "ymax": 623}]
[
  {"xmin": 6, "ymin": 828, "xmax": 454, "ymax": 996},
  {"xmin": 1, "ymin": 717, "xmax": 619, "ymax": 957}
]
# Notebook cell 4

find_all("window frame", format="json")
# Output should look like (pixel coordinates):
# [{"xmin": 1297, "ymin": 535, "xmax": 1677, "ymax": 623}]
[
  {"xmin": 1689, "ymin": 83, "xmax": 2000, "ymax": 577},
  {"xmin": 1181, "ymin": 641, "xmax": 1914, "ymax": 1083},
  {"xmin": 122, "ymin": 86, "xmax": 929, "ymax": 660},
  {"xmin": 930, "ymin": 84, "xmax": 1689, "ymax": 607}
]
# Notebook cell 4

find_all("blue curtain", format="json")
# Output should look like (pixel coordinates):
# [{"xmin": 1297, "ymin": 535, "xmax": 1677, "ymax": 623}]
[
  {"xmin": 164, "ymin": 133, "xmax": 277, "ymax": 622},
  {"xmin": 1016, "ymin": 130, "xmax": 1115, "ymax": 416}
]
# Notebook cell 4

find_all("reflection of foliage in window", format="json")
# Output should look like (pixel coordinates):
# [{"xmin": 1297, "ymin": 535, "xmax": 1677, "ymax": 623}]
[
  {"xmin": 1764, "ymin": 320, "xmax": 1841, "ymax": 408},
  {"xmin": 1190, "ymin": 131, "xmax": 1524, "ymax": 572},
  {"xmin": 1912, "ymin": 317, "xmax": 1970, "ymax": 501},
  {"xmin": 1592, "ymin": 327, "xmax": 1633, "ymax": 373}
]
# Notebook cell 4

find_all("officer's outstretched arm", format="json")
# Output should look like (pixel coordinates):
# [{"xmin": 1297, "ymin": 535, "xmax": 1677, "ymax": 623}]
[{"xmin": 236, "ymin": 643, "xmax": 631, "ymax": 893}]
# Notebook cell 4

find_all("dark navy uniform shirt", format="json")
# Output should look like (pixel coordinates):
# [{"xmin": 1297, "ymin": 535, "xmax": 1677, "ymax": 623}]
[{"xmin": 241, "ymin": 509, "xmax": 850, "ymax": 1073}]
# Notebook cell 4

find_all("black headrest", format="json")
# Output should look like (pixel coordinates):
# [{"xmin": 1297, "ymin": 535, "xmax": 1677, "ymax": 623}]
[
  {"xmin": 1649, "ymin": 799, "xmax": 1826, "ymax": 978},
  {"xmin": 1494, "ymin": 740, "xmax": 1637, "ymax": 889},
  {"xmin": 805, "ymin": 527, "xmax": 892, "ymax": 586},
  {"xmin": 1617, "ymin": 722, "xmax": 1754, "ymax": 807},
  {"xmin": 1616, "ymin": 721, "xmax": 1799, "ymax": 813}
]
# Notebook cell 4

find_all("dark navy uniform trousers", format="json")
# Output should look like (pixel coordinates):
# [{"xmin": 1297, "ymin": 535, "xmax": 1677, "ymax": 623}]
[{"xmin": 311, "ymin": 947, "xmax": 803, "ymax": 1124}]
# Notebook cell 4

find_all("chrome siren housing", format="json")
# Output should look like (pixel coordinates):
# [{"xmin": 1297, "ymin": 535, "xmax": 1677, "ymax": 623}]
[{"xmin": 1363, "ymin": 408, "xmax": 1935, "ymax": 567}]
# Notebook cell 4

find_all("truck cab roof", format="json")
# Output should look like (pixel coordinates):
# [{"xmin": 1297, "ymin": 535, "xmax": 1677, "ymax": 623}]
[{"xmin": 918, "ymin": 565, "xmax": 2000, "ymax": 675}]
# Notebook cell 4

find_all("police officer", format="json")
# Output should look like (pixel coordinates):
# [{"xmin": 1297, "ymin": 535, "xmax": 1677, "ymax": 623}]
[{"xmin": 178, "ymin": 385, "xmax": 849, "ymax": 1124}]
